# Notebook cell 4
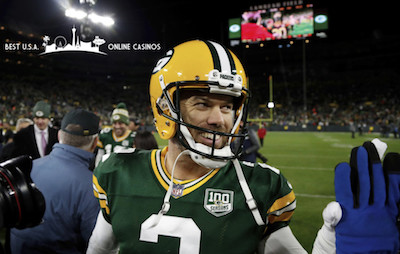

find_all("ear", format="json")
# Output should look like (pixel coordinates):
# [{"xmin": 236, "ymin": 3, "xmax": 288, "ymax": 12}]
[
  {"xmin": 58, "ymin": 131, "xmax": 63, "ymax": 144},
  {"xmin": 90, "ymin": 136, "xmax": 99, "ymax": 152}
]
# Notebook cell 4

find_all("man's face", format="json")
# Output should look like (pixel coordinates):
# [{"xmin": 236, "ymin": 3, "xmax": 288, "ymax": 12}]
[
  {"xmin": 113, "ymin": 121, "xmax": 128, "ymax": 137},
  {"xmin": 179, "ymin": 91, "xmax": 234, "ymax": 149},
  {"xmin": 129, "ymin": 121, "xmax": 139, "ymax": 131},
  {"xmin": 33, "ymin": 117, "xmax": 50, "ymax": 130}
]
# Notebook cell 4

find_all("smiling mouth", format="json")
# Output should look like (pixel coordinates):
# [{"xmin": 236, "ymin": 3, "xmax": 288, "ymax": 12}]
[
  {"xmin": 200, "ymin": 132, "xmax": 221, "ymax": 140},
  {"xmin": 198, "ymin": 132, "xmax": 227, "ymax": 148}
]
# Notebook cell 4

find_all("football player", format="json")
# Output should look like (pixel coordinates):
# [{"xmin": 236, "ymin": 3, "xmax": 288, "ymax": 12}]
[
  {"xmin": 87, "ymin": 40, "xmax": 307, "ymax": 253},
  {"xmin": 87, "ymin": 40, "xmax": 400, "ymax": 254},
  {"xmin": 95, "ymin": 102, "xmax": 136, "ymax": 166}
]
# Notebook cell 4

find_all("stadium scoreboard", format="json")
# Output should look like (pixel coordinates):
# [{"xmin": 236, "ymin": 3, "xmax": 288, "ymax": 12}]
[{"xmin": 229, "ymin": 0, "xmax": 328, "ymax": 45}]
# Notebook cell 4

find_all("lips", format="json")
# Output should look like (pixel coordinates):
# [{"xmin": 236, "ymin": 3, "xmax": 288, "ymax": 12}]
[
  {"xmin": 200, "ymin": 132, "xmax": 221, "ymax": 140},
  {"xmin": 198, "ymin": 132, "xmax": 225, "ymax": 148}
]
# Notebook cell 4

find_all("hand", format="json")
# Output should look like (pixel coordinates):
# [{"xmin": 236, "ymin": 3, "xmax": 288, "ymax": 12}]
[{"xmin": 334, "ymin": 140, "xmax": 399, "ymax": 253}]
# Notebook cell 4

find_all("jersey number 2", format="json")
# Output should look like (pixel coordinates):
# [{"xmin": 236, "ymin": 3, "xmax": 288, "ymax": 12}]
[{"xmin": 140, "ymin": 214, "xmax": 201, "ymax": 254}]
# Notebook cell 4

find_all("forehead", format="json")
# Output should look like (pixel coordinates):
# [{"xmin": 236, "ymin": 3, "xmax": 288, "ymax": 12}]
[
  {"xmin": 113, "ymin": 121, "xmax": 127, "ymax": 126},
  {"xmin": 180, "ymin": 90, "xmax": 234, "ymax": 103},
  {"xmin": 34, "ymin": 117, "xmax": 49, "ymax": 121}
]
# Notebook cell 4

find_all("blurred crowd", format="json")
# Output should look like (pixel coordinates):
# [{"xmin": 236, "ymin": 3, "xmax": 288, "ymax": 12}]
[
  {"xmin": 0, "ymin": 74, "xmax": 154, "ymax": 128},
  {"xmin": 1, "ymin": 71, "xmax": 399, "ymax": 139}
]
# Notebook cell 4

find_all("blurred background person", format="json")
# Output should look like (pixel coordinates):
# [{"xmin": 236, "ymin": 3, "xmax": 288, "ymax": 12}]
[
  {"xmin": 95, "ymin": 102, "xmax": 135, "ymax": 165},
  {"xmin": 257, "ymin": 122, "xmax": 267, "ymax": 146},
  {"xmin": 10, "ymin": 101, "xmax": 58, "ymax": 160},
  {"xmin": 15, "ymin": 118, "xmax": 34, "ymax": 132},
  {"xmin": 133, "ymin": 130, "xmax": 158, "ymax": 150},
  {"xmin": 1, "ymin": 121, "xmax": 14, "ymax": 145},
  {"xmin": 10, "ymin": 108, "xmax": 100, "ymax": 254},
  {"xmin": 128, "ymin": 117, "xmax": 141, "ymax": 133},
  {"xmin": 0, "ymin": 118, "xmax": 33, "ymax": 162}
]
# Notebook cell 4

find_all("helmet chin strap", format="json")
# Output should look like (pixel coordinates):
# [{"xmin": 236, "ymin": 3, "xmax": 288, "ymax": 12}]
[{"xmin": 179, "ymin": 125, "xmax": 232, "ymax": 169}]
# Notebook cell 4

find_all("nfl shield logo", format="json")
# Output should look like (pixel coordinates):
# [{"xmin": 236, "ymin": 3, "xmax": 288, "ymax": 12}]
[
  {"xmin": 204, "ymin": 188, "xmax": 234, "ymax": 217},
  {"xmin": 171, "ymin": 183, "xmax": 184, "ymax": 198}
]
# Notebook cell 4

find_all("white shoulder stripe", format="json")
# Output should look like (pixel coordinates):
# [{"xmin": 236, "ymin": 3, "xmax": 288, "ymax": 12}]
[
  {"xmin": 258, "ymin": 163, "xmax": 281, "ymax": 175},
  {"xmin": 269, "ymin": 200, "xmax": 296, "ymax": 216}
]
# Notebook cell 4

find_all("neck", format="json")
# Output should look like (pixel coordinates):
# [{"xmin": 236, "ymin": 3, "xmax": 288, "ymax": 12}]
[{"xmin": 165, "ymin": 139, "xmax": 212, "ymax": 181}]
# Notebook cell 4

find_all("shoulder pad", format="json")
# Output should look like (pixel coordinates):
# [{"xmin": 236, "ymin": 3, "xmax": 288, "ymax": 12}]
[
  {"xmin": 101, "ymin": 127, "xmax": 112, "ymax": 134},
  {"xmin": 115, "ymin": 147, "xmax": 136, "ymax": 154},
  {"xmin": 257, "ymin": 163, "xmax": 281, "ymax": 175},
  {"xmin": 242, "ymin": 161, "xmax": 255, "ymax": 167},
  {"xmin": 101, "ymin": 153, "xmax": 111, "ymax": 163}
]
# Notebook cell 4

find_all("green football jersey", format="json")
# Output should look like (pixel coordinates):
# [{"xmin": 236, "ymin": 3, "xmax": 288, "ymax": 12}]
[
  {"xmin": 97, "ymin": 127, "xmax": 136, "ymax": 154},
  {"xmin": 93, "ymin": 147, "xmax": 296, "ymax": 254}
]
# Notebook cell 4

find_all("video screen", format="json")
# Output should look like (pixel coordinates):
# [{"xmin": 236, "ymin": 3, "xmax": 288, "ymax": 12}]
[{"xmin": 241, "ymin": 4, "xmax": 314, "ymax": 42}]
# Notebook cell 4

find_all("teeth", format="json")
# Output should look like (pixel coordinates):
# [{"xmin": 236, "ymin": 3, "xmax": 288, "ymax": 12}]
[{"xmin": 201, "ymin": 133, "xmax": 221, "ymax": 140}]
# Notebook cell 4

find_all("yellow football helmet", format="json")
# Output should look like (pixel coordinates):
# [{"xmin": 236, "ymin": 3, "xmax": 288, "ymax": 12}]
[{"xmin": 150, "ymin": 40, "xmax": 250, "ymax": 168}]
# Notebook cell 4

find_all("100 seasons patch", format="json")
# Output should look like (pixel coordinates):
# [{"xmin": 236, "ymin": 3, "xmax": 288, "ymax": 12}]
[{"xmin": 204, "ymin": 188, "xmax": 234, "ymax": 217}]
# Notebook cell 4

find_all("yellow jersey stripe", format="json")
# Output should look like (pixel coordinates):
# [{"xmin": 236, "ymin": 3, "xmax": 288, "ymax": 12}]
[
  {"xmin": 112, "ymin": 129, "xmax": 132, "ymax": 142},
  {"xmin": 267, "ymin": 190, "xmax": 296, "ymax": 214},
  {"xmin": 151, "ymin": 149, "xmax": 170, "ymax": 191},
  {"xmin": 268, "ymin": 210, "xmax": 294, "ymax": 224},
  {"xmin": 151, "ymin": 147, "xmax": 220, "ymax": 198},
  {"xmin": 93, "ymin": 175, "xmax": 110, "ymax": 214}
]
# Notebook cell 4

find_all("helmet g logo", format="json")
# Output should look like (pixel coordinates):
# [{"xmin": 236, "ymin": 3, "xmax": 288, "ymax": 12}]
[{"xmin": 152, "ymin": 49, "xmax": 174, "ymax": 74}]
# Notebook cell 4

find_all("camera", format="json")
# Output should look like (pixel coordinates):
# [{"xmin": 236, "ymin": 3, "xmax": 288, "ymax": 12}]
[{"xmin": 0, "ymin": 155, "xmax": 45, "ymax": 229}]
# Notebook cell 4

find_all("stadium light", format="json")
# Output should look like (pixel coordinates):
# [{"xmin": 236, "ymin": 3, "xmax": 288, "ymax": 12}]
[
  {"xmin": 88, "ymin": 13, "xmax": 114, "ymax": 27},
  {"xmin": 65, "ymin": 8, "xmax": 114, "ymax": 27},
  {"xmin": 65, "ymin": 8, "xmax": 87, "ymax": 20}
]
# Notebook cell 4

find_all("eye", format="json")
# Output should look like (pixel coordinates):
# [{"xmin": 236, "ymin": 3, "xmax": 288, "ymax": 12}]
[
  {"xmin": 221, "ymin": 104, "xmax": 234, "ymax": 113},
  {"xmin": 194, "ymin": 102, "xmax": 208, "ymax": 109}
]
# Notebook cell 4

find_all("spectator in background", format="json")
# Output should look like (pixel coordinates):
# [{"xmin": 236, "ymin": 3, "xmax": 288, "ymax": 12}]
[
  {"xmin": 0, "ymin": 118, "xmax": 33, "ymax": 162},
  {"xmin": 15, "ymin": 118, "xmax": 34, "ymax": 132},
  {"xmin": 257, "ymin": 123, "xmax": 267, "ymax": 146},
  {"xmin": 232, "ymin": 123, "xmax": 262, "ymax": 163},
  {"xmin": 10, "ymin": 101, "xmax": 59, "ymax": 160},
  {"xmin": 129, "ymin": 118, "xmax": 141, "ymax": 133},
  {"xmin": 240, "ymin": 126, "xmax": 261, "ymax": 163},
  {"xmin": 133, "ymin": 130, "xmax": 158, "ymax": 150},
  {"xmin": 1, "ymin": 121, "xmax": 14, "ymax": 144},
  {"xmin": 95, "ymin": 102, "xmax": 136, "ymax": 166},
  {"xmin": 10, "ymin": 108, "xmax": 100, "ymax": 254}
]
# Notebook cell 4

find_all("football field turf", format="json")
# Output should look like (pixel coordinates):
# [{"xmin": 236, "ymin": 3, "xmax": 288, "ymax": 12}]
[{"xmin": 155, "ymin": 131, "xmax": 400, "ymax": 252}]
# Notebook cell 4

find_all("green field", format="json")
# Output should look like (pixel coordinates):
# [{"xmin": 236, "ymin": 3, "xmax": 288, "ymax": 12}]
[{"xmin": 155, "ymin": 131, "xmax": 400, "ymax": 252}]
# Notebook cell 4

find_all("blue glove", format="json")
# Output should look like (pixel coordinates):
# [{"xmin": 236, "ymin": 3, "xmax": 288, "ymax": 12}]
[{"xmin": 335, "ymin": 141, "xmax": 399, "ymax": 253}]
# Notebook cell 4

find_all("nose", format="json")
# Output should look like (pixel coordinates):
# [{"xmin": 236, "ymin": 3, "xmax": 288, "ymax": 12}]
[{"xmin": 207, "ymin": 106, "xmax": 225, "ymax": 127}]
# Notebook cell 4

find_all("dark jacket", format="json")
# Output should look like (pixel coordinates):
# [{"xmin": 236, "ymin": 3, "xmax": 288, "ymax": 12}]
[{"xmin": 10, "ymin": 124, "xmax": 58, "ymax": 160}]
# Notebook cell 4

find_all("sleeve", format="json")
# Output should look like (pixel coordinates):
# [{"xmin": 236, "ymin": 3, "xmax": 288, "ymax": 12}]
[
  {"xmin": 261, "ymin": 164, "xmax": 297, "ymax": 235},
  {"xmin": 97, "ymin": 133, "xmax": 104, "ymax": 149},
  {"xmin": 311, "ymin": 201, "xmax": 341, "ymax": 254},
  {"xmin": 95, "ymin": 149, "xmax": 105, "ymax": 167},
  {"xmin": 312, "ymin": 224, "xmax": 336, "ymax": 254},
  {"xmin": 259, "ymin": 226, "xmax": 307, "ymax": 254},
  {"xmin": 92, "ymin": 172, "xmax": 111, "ymax": 223},
  {"xmin": 80, "ymin": 184, "xmax": 101, "ymax": 244},
  {"xmin": 86, "ymin": 211, "xmax": 119, "ymax": 254},
  {"xmin": 266, "ymin": 188, "xmax": 296, "ymax": 234}
]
